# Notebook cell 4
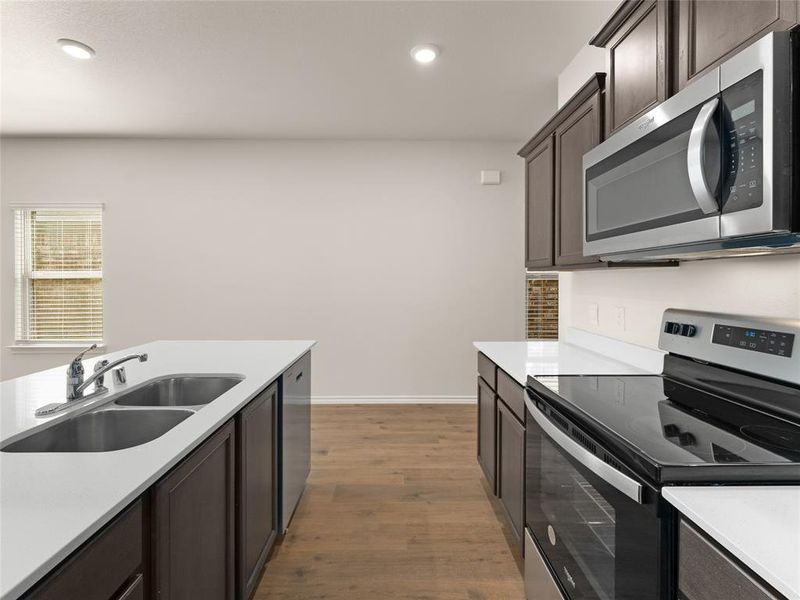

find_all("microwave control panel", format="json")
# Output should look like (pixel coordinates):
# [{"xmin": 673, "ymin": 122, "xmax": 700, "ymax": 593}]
[{"xmin": 721, "ymin": 70, "xmax": 763, "ymax": 214}]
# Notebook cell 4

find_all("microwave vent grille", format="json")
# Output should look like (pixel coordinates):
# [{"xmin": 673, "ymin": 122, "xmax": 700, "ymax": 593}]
[{"xmin": 550, "ymin": 411, "xmax": 570, "ymax": 432}]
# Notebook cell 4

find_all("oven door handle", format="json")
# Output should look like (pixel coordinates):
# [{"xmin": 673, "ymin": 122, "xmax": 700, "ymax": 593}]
[
  {"xmin": 526, "ymin": 396, "xmax": 644, "ymax": 504},
  {"xmin": 687, "ymin": 97, "xmax": 721, "ymax": 215}
]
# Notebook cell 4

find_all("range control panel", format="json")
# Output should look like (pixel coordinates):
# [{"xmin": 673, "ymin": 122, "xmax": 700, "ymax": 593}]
[
  {"xmin": 712, "ymin": 324, "xmax": 795, "ymax": 357},
  {"xmin": 658, "ymin": 309, "xmax": 800, "ymax": 386}
]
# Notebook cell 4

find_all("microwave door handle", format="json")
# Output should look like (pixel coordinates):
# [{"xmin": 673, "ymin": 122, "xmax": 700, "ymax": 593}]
[
  {"xmin": 526, "ymin": 396, "xmax": 644, "ymax": 504},
  {"xmin": 687, "ymin": 97, "xmax": 721, "ymax": 214}
]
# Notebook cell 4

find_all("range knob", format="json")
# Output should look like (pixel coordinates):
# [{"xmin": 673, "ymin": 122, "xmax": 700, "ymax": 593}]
[
  {"xmin": 663, "ymin": 424, "xmax": 680, "ymax": 437},
  {"xmin": 679, "ymin": 324, "xmax": 697, "ymax": 337},
  {"xmin": 679, "ymin": 432, "xmax": 697, "ymax": 447},
  {"xmin": 664, "ymin": 321, "xmax": 681, "ymax": 335}
]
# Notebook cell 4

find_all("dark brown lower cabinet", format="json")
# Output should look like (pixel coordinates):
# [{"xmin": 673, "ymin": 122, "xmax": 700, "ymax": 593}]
[
  {"xmin": 25, "ymin": 500, "xmax": 144, "ymax": 600},
  {"xmin": 237, "ymin": 383, "xmax": 278, "ymax": 599},
  {"xmin": 477, "ymin": 376, "xmax": 496, "ymax": 492},
  {"xmin": 496, "ymin": 399, "xmax": 525, "ymax": 549},
  {"xmin": 153, "ymin": 420, "xmax": 236, "ymax": 600}
]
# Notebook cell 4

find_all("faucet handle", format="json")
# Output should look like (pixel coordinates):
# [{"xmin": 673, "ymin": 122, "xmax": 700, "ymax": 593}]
[{"xmin": 67, "ymin": 343, "xmax": 98, "ymax": 376}]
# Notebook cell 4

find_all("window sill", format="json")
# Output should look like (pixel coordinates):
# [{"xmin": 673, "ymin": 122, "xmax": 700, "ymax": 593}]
[{"xmin": 7, "ymin": 343, "xmax": 106, "ymax": 353}]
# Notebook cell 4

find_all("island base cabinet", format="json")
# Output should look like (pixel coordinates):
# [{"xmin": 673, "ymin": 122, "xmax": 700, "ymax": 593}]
[
  {"xmin": 237, "ymin": 382, "xmax": 278, "ymax": 600},
  {"xmin": 152, "ymin": 420, "xmax": 236, "ymax": 600},
  {"xmin": 25, "ymin": 500, "xmax": 144, "ymax": 600}
]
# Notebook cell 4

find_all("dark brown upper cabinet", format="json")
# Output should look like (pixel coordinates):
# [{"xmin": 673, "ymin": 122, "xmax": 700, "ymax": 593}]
[
  {"xmin": 525, "ymin": 136, "xmax": 555, "ymax": 269},
  {"xmin": 554, "ymin": 87, "xmax": 604, "ymax": 267},
  {"xmin": 519, "ymin": 73, "xmax": 605, "ymax": 270},
  {"xmin": 590, "ymin": 0, "xmax": 670, "ymax": 135},
  {"xmin": 675, "ymin": 0, "xmax": 798, "ymax": 90}
]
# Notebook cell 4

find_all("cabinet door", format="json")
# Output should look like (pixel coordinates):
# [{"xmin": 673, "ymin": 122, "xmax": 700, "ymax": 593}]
[
  {"xmin": 605, "ymin": 0, "xmax": 669, "ymax": 134},
  {"xmin": 525, "ymin": 136, "xmax": 555, "ymax": 269},
  {"xmin": 27, "ymin": 500, "xmax": 144, "ymax": 600},
  {"xmin": 153, "ymin": 420, "xmax": 236, "ymax": 600},
  {"xmin": 677, "ymin": 0, "xmax": 797, "ymax": 90},
  {"xmin": 496, "ymin": 400, "xmax": 525, "ymax": 549},
  {"xmin": 554, "ymin": 91, "xmax": 603, "ymax": 267},
  {"xmin": 477, "ymin": 377, "xmax": 496, "ymax": 492},
  {"xmin": 237, "ymin": 383, "xmax": 278, "ymax": 599}
]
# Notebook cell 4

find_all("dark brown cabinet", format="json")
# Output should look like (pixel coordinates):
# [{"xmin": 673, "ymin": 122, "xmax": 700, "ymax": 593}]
[
  {"xmin": 496, "ymin": 399, "xmax": 525, "ymax": 549},
  {"xmin": 518, "ymin": 74, "xmax": 605, "ymax": 270},
  {"xmin": 477, "ymin": 375, "xmax": 496, "ymax": 492},
  {"xmin": 476, "ymin": 352, "xmax": 526, "ymax": 562},
  {"xmin": 675, "ymin": 0, "xmax": 798, "ymax": 90},
  {"xmin": 554, "ymin": 89, "xmax": 603, "ymax": 267},
  {"xmin": 26, "ymin": 500, "xmax": 145, "ymax": 600},
  {"xmin": 236, "ymin": 382, "xmax": 278, "ymax": 600},
  {"xmin": 590, "ymin": 0, "xmax": 669, "ymax": 135},
  {"xmin": 525, "ymin": 136, "xmax": 555, "ymax": 269},
  {"xmin": 153, "ymin": 420, "xmax": 236, "ymax": 600}
]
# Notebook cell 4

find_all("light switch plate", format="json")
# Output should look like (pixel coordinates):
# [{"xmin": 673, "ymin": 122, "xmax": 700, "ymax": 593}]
[{"xmin": 480, "ymin": 170, "xmax": 501, "ymax": 185}]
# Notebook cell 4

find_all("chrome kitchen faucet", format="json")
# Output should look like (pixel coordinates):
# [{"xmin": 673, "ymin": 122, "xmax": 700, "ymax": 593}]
[{"xmin": 35, "ymin": 344, "xmax": 149, "ymax": 417}]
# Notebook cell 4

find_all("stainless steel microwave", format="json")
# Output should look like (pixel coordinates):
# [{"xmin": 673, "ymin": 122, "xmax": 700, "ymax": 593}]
[{"xmin": 583, "ymin": 32, "xmax": 799, "ymax": 261}]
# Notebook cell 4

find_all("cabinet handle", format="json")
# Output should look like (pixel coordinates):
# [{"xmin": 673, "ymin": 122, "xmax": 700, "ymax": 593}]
[{"xmin": 295, "ymin": 372, "xmax": 303, "ymax": 382}]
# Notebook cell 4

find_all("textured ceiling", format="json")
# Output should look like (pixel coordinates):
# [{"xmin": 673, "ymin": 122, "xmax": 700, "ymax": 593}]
[{"xmin": 1, "ymin": 0, "xmax": 617, "ymax": 139}]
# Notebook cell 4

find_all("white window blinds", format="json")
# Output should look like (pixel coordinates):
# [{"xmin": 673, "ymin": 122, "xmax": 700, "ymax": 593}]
[
  {"xmin": 14, "ymin": 207, "xmax": 103, "ymax": 343},
  {"xmin": 527, "ymin": 276, "xmax": 558, "ymax": 340}
]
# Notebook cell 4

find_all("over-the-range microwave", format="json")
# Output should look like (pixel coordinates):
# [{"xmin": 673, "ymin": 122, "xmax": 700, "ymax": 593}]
[{"xmin": 583, "ymin": 32, "xmax": 800, "ymax": 261}]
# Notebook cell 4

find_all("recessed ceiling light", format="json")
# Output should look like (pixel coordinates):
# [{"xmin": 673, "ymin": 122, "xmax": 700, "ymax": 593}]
[
  {"xmin": 57, "ymin": 39, "xmax": 95, "ymax": 60},
  {"xmin": 410, "ymin": 44, "xmax": 440, "ymax": 64}
]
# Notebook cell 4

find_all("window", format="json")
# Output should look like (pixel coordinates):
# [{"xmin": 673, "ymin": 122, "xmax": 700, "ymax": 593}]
[
  {"xmin": 13, "ymin": 207, "xmax": 103, "ymax": 344},
  {"xmin": 527, "ymin": 276, "xmax": 558, "ymax": 340}
]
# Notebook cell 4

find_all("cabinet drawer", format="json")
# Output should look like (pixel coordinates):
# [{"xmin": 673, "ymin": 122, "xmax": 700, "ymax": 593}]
[
  {"xmin": 478, "ymin": 353, "xmax": 496, "ymax": 390},
  {"xmin": 496, "ymin": 368, "xmax": 525, "ymax": 423},
  {"xmin": 679, "ymin": 519, "xmax": 781, "ymax": 600},
  {"xmin": 27, "ymin": 500, "xmax": 143, "ymax": 600}
]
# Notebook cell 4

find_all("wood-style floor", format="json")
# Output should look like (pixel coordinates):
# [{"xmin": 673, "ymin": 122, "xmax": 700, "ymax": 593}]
[{"xmin": 254, "ymin": 404, "xmax": 524, "ymax": 600}]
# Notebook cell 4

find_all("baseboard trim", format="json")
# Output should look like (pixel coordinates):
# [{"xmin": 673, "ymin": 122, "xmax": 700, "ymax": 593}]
[{"xmin": 311, "ymin": 396, "xmax": 476, "ymax": 405}]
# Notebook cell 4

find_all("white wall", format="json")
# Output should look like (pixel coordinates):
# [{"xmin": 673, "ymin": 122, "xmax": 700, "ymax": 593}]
[
  {"xmin": 0, "ymin": 139, "xmax": 525, "ymax": 397},
  {"xmin": 555, "ymin": 26, "xmax": 800, "ymax": 350}
]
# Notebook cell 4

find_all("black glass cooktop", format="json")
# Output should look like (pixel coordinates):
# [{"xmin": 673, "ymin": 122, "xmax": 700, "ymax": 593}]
[{"xmin": 527, "ymin": 365, "xmax": 800, "ymax": 484}]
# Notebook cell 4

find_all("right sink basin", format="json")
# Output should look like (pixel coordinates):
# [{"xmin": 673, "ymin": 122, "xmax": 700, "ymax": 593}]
[{"xmin": 113, "ymin": 375, "xmax": 244, "ymax": 408}]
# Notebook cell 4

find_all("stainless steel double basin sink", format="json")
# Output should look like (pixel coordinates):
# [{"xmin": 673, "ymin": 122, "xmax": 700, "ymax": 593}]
[{"xmin": 2, "ymin": 375, "xmax": 243, "ymax": 453}]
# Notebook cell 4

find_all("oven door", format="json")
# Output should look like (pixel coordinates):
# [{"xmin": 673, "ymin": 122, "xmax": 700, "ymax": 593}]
[
  {"xmin": 583, "ymin": 68, "xmax": 722, "ymax": 257},
  {"xmin": 524, "ymin": 393, "xmax": 670, "ymax": 600}
]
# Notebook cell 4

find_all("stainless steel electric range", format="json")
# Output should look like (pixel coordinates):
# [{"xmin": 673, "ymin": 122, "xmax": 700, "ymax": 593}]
[{"xmin": 524, "ymin": 308, "xmax": 800, "ymax": 600}]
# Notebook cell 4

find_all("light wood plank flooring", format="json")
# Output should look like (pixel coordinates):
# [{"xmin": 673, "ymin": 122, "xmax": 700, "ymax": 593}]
[{"xmin": 254, "ymin": 404, "xmax": 524, "ymax": 600}]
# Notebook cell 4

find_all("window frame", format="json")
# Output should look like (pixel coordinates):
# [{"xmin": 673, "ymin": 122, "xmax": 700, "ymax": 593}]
[
  {"xmin": 526, "ymin": 273, "xmax": 559, "ymax": 341},
  {"xmin": 12, "ymin": 204, "xmax": 105, "ymax": 348}
]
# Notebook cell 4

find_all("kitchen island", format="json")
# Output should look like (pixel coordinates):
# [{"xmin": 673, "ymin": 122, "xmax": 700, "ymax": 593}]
[{"xmin": 0, "ymin": 340, "xmax": 315, "ymax": 600}]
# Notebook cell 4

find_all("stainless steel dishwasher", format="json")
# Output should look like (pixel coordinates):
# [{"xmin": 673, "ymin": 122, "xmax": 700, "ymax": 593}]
[{"xmin": 280, "ymin": 351, "xmax": 311, "ymax": 532}]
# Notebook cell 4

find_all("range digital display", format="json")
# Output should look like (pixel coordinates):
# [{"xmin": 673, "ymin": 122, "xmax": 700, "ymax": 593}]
[{"xmin": 712, "ymin": 324, "xmax": 795, "ymax": 357}]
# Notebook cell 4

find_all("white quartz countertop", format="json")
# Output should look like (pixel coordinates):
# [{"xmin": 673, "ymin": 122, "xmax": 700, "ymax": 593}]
[
  {"xmin": 474, "ymin": 330, "xmax": 663, "ymax": 384},
  {"xmin": 0, "ymin": 340, "xmax": 315, "ymax": 600},
  {"xmin": 664, "ymin": 486, "xmax": 800, "ymax": 600}
]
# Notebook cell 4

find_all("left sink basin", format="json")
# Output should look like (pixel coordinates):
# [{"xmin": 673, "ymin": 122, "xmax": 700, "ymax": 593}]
[{"xmin": 1, "ymin": 409, "xmax": 193, "ymax": 453}]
